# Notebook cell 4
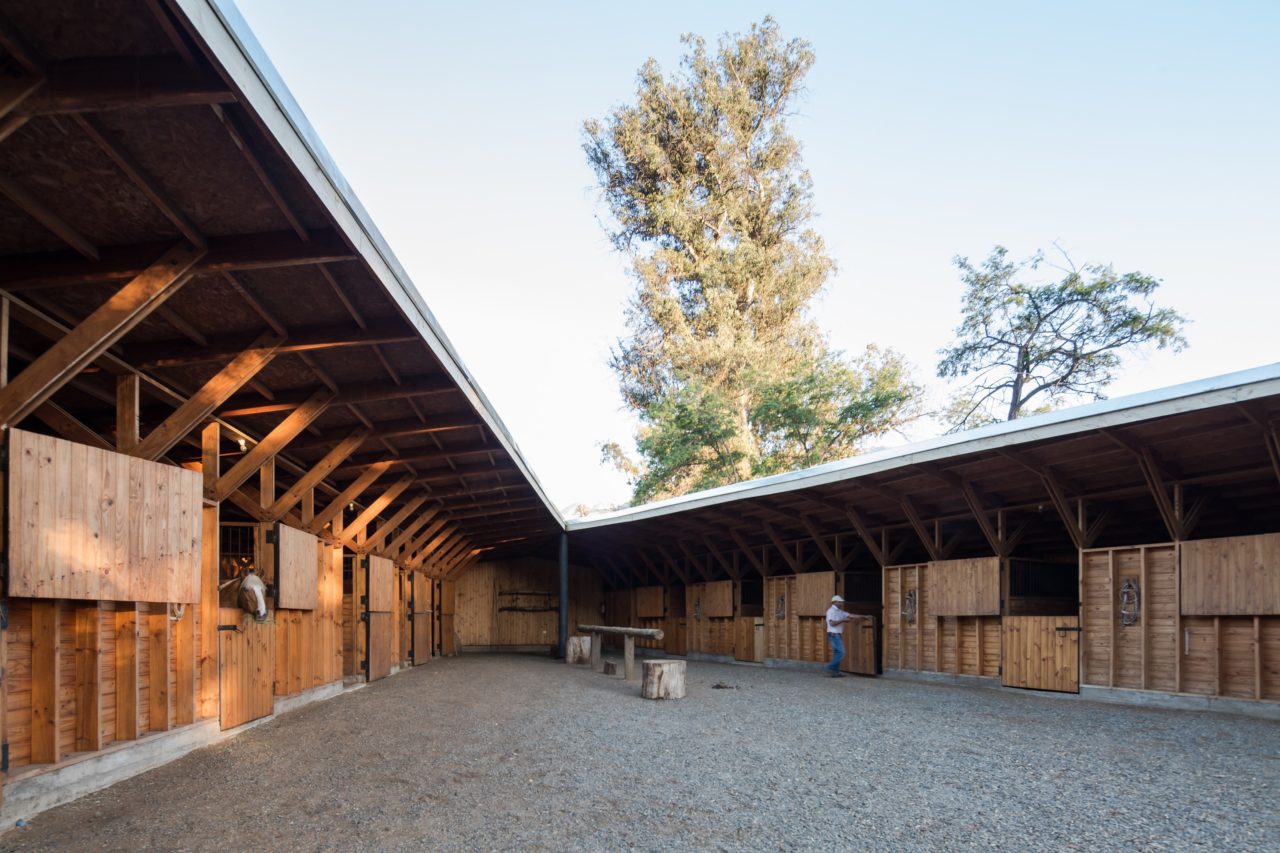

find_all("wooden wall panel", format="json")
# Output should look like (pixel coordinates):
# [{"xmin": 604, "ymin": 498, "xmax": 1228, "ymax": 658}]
[
  {"xmin": 794, "ymin": 571, "xmax": 835, "ymax": 617},
  {"xmin": 367, "ymin": 556, "xmax": 394, "ymax": 613},
  {"xmin": 700, "ymin": 580, "xmax": 734, "ymax": 618},
  {"xmin": 763, "ymin": 575, "xmax": 828, "ymax": 663},
  {"xmin": 453, "ymin": 560, "xmax": 601, "ymax": 648},
  {"xmin": 1181, "ymin": 533, "xmax": 1280, "ymax": 615},
  {"xmin": 412, "ymin": 571, "xmax": 433, "ymax": 664},
  {"xmin": 275, "ymin": 524, "xmax": 319, "ymax": 610},
  {"xmin": 929, "ymin": 557, "xmax": 1000, "ymax": 616},
  {"xmin": 8, "ymin": 429, "xmax": 201, "ymax": 603},
  {"xmin": 1001, "ymin": 616, "xmax": 1079, "ymax": 692},
  {"xmin": 635, "ymin": 586, "xmax": 664, "ymax": 619}
]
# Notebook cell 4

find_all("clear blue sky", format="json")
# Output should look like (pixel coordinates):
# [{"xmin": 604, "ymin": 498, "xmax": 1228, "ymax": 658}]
[{"xmin": 234, "ymin": 0, "xmax": 1279, "ymax": 512}]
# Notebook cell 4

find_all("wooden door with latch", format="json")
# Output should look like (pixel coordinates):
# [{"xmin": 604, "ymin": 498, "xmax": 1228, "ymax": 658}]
[
  {"xmin": 1001, "ymin": 615, "xmax": 1080, "ymax": 692},
  {"xmin": 841, "ymin": 615, "xmax": 879, "ymax": 675},
  {"xmin": 218, "ymin": 607, "xmax": 274, "ymax": 730},
  {"xmin": 411, "ymin": 571, "xmax": 432, "ymax": 665}
]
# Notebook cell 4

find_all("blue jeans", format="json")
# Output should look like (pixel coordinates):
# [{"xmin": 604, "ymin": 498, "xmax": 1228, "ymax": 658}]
[{"xmin": 826, "ymin": 632, "xmax": 844, "ymax": 673}]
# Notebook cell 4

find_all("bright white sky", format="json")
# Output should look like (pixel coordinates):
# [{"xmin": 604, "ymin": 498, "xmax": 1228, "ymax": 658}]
[{"xmin": 234, "ymin": 0, "xmax": 1279, "ymax": 513}]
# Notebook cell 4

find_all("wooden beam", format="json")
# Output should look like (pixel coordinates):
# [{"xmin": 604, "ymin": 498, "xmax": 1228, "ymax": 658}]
[
  {"xmin": 287, "ymin": 414, "xmax": 480, "ymax": 450},
  {"xmin": 128, "ymin": 322, "xmax": 418, "ymax": 369},
  {"xmin": 727, "ymin": 529, "xmax": 766, "ymax": 577},
  {"xmin": 844, "ymin": 507, "xmax": 887, "ymax": 568},
  {"xmin": 308, "ymin": 460, "xmax": 393, "ymax": 534},
  {"xmin": 220, "ymin": 376, "xmax": 454, "ymax": 418},
  {"xmin": 957, "ymin": 479, "xmax": 1004, "ymax": 556},
  {"xmin": 198, "ymin": 423, "xmax": 220, "ymax": 719},
  {"xmin": 357, "ymin": 494, "xmax": 429, "ymax": 554},
  {"xmin": 212, "ymin": 389, "xmax": 334, "ymax": 500},
  {"xmin": 336, "ymin": 441, "xmax": 500, "ymax": 475},
  {"xmin": 267, "ymin": 427, "xmax": 369, "ymax": 520},
  {"xmin": 899, "ymin": 496, "xmax": 942, "ymax": 561},
  {"xmin": 0, "ymin": 172, "xmax": 98, "ymax": 259},
  {"xmin": 131, "ymin": 332, "xmax": 282, "ymax": 461},
  {"xmin": 16, "ymin": 55, "xmax": 233, "ymax": 115},
  {"xmin": 762, "ymin": 523, "xmax": 803, "ymax": 574},
  {"xmin": 385, "ymin": 511, "xmax": 444, "ymax": 558},
  {"xmin": 72, "ymin": 114, "xmax": 204, "ymax": 247},
  {"xmin": 0, "ymin": 242, "xmax": 203, "ymax": 426},
  {"xmin": 798, "ymin": 515, "xmax": 841, "ymax": 571},
  {"xmin": 0, "ymin": 228, "xmax": 356, "ymax": 290},
  {"xmin": 116, "ymin": 373, "xmax": 141, "ymax": 452},
  {"xmin": 32, "ymin": 400, "xmax": 112, "ymax": 450},
  {"xmin": 699, "ymin": 535, "xmax": 740, "ymax": 581},
  {"xmin": 341, "ymin": 474, "xmax": 415, "ymax": 548}
]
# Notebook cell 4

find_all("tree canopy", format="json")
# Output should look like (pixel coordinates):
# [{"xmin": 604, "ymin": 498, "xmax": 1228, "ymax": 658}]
[
  {"xmin": 938, "ymin": 246, "xmax": 1188, "ymax": 429},
  {"xmin": 586, "ymin": 18, "xmax": 918, "ymax": 503}
]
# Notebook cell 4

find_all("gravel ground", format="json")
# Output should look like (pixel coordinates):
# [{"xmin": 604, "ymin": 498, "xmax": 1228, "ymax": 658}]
[{"xmin": 3, "ymin": 654, "xmax": 1277, "ymax": 852}]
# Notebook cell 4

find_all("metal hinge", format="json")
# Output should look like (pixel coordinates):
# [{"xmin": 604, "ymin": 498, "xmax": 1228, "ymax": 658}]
[
  {"xmin": 1, "ymin": 742, "xmax": 8, "ymax": 772},
  {"xmin": 0, "ymin": 600, "xmax": 8, "ymax": 630},
  {"xmin": 265, "ymin": 528, "xmax": 277, "ymax": 545},
  {"xmin": 217, "ymin": 624, "xmax": 240, "ymax": 632},
  {"xmin": 359, "ymin": 595, "xmax": 367, "ymax": 606},
  {"xmin": 359, "ymin": 612, "xmax": 368, "ymax": 622},
  {"xmin": 359, "ymin": 660, "xmax": 368, "ymax": 671}
]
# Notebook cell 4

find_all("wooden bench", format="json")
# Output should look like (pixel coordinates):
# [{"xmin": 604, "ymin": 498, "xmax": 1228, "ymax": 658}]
[{"xmin": 577, "ymin": 624, "xmax": 664, "ymax": 681}]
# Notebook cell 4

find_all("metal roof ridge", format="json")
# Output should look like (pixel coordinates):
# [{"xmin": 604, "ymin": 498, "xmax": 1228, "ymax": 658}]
[{"xmin": 566, "ymin": 361, "xmax": 1280, "ymax": 530}]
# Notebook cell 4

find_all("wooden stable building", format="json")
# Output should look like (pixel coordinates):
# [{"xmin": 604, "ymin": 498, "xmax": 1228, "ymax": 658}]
[{"xmin": 0, "ymin": 0, "xmax": 1276, "ymax": 828}]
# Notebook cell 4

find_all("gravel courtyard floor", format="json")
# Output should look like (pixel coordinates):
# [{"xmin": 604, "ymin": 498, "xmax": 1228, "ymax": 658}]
[{"xmin": 3, "ymin": 653, "xmax": 1277, "ymax": 852}]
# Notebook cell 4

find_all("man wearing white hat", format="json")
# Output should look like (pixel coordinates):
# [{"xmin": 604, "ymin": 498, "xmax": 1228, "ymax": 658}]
[{"xmin": 824, "ymin": 595, "xmax": 857, "ymax": 677}]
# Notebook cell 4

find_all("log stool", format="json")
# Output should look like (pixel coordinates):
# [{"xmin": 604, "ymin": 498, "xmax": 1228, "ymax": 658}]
[
  {"xmin": 641, "ymin": 659, "xmax": 686, "ymax": 699},
  {"xmin": 566, "ymin": 635, "xmax": 591, "ymax": 665}
]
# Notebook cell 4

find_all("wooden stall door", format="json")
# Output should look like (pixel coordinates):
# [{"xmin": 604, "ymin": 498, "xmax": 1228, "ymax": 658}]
[
  {"xmin": 366, "ymin": 556, "xmax": 394, "ymax": 681},
  {"xmin": 1001, "ymin": 615, "xmax": 1080, "ymax": 693},
  {"xmin": 841, "ymin": 616, "xmax": 878, "ymax": 675},
  {"xmin": 439, "ymin": 579, "xmax": 457, "ymax": 657},
  {"xmin": 218, "ymin": 609, "xmax": 275, "ymax": 730},
  {"xmin": 411, "ymin": 572, "xmax": 432, "ymax": 665}
]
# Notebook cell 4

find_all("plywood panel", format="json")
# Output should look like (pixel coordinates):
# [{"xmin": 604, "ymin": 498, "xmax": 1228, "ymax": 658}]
[
  {"xmin": 635, "ymin": 586, "xmax": 664, "ymax": 619},
  {"xmin": 701, "ymin": 580, "xmax": 734, "ymax": 618},
  {"xmin": 8, "ymin": 429, "xmax": 201, "ymax": 602},
  {"xmin": 1181, "ymin": 534, "xmax": 1280, "ymax": 615},
  {"xmin": 367, "ymin": 556, "xmax": 394, "ymax": 613},
  {"xmin": 794, "ymin": 571, "xmax": 835, "ymax": 617},
  {"xmin": 930, "ymin": 557, "xmax": 1000, "ymax": 616},
  {"xmin": 275, "ymin": 524, "xmax": 319, "ymax": 610},
  {"xmin": 218, "ymin": 608, "xmax": 273, "ymax": 730}
]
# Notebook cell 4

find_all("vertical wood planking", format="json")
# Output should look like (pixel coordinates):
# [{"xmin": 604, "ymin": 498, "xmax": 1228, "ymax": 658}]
[
  {"xmin": 147, "ymin": 606, "xmax": 169, "ymax": 732},
  {"xmin": 31, "ymin": 601, "xmax": 61, "ymax": 763},
  {"xmin": 114, "ymin": 606, "xmax": 138, "ymax": 741},
  {"xmin": 73, "ymin": 603, "xmax": 101, "ymax": 752},
  {"xmin": 1107, "ymin": 550, "xmax": 1116, "ymax": 688},
  {"xmin": 172, "ymin": 603, "xmax": 195, "ymax": 725},
  {"xmin": 199, "ymin": 423, "xmax": 219, "ymax": 719}
]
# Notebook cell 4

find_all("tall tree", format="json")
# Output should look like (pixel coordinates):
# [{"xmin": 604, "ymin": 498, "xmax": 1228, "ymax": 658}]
[
  {"xmin": 586, "ymin": 18, "xmax": 918, "ymax": 503},
  {"xmin": 938, "ymin": 246, "xmax": 1187, "ymax": 429}
]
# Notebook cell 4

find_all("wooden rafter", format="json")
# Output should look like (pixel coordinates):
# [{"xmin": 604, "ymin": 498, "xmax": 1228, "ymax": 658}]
[
  {"xmin": 267, "ymin": 428, "xmax": 370, "ymax": 520},
  {"xmin": 340, "ymin": 474, "xmax": 415, "ymax": 548},
  {"xmin": 797, "ymin": 515, "xmax": 840, "ymax": 571},
  {"xmin": 308, "ymin": 460, "xmax": 393, "ymax": 534},
  {"xmin": 16, "ymin": 55, "xmax": 233, "ymax": 116},
  {"xmin": 726, "ymin": 528, "xmax": 766, "ymax": 576},
  {"xmin": 357, "ymin": 495, "xmax": 429, "ymax": 555},
  {"xmin": 219, "ymin": 376, "xmax": 453, "ymax": 418},
  {"xmin": 128, "ymin": 322, "xmax": 417, "ymax": 369},
  {"xmin": 212, "ymin": 389, "xmax": 334, "ymax": 500},
  {"xmin": 843, "ymin": 507, "xmax": 887, "ymax": 567},
  {"xmin": 288, "ymin": 415, "xmax": 479, "ymax": 450},
  {"xmin": 131, "ymin": 333, "xmax": 283, "ymax": 461},
  {"xmin": 898, "ymin": 496, "xmax": 942, "ymax": 561},
  {"xmin": 0, "ymin": 242, "xmax": 204, "ymax": 427},
  {"xmin": 761, "ymin": 522, "xmax": 802, "ymax": 574},
  {"xmin": 0, "ymin": 229, "xmax": 355, "ymax": 290},
  {"xmin": 0, "ymin": 173, "xmax": 98, "ymax": 260}
]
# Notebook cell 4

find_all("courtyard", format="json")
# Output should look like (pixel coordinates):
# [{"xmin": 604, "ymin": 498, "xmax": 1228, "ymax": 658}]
[{"xmin": 3, "ymin": 655, "xmax": 1276, "ymax": 851}]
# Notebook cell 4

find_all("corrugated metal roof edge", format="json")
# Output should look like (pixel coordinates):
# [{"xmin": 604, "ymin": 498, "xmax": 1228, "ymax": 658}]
[
  {"xmin": 181, "ymin": 0, "xmax": 564, "ymax": 527},
  {"xmin": 567, "ymin": 362, "xmax": 1280, "ymax": 531}
]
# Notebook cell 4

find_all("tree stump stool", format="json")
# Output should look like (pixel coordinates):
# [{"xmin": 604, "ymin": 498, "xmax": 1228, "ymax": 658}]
[
  {"xmin": 602, "ymin": 660, "xmax": 619, "ymax": 676},
  {"xmin": 641, "ymin": 659, "xmax": 686, "ymax": 699},
  {"xmin": 567, "ymin": 635, "xmax": 591, "ymax": 665}
]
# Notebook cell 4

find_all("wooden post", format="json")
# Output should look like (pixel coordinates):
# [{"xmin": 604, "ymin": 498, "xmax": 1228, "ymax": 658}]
[
  {"xmin": 1214, "ymin": 616, "xmax": 1222, "ymax": 696},
  {"xmin": 590, "ymin": 631, "xmax": 602, "ymax": 672},
  {"xmin": 74, "ymin": 603, "xmax": 101, "ymax": 752},
  {"xmin": 624, "ymin": 635, "xmax": 635, "ymax": 681},
  {"xmin": 1107, "ymin": 550, "xmax": 1116, "ymax": 688},
  {"xmin": 1174, "ymin": 543, "xmax": 1183, "ymax": 694},
  {"xmin": 198, "ymin": 422, "xmax": 220, "ymax": 719},
  {"xmin": 172, "ymin": 603, "xmax": 195, "ymax": 725},
  {"xmin": 1139, "ymin": 546, "xmax": 1148, "ymax": 690},
  {"xmin": 32, "ymin": 601, "xmax": 61, "ymax": 763},
  {"xmin": 148, "ymin": 606, "xmax": 170, "ymax": 732},
  {"xmin": 115, "ymin": 605, "xmax": 139, "ymax": 742},
  {"xmin": 1255, "ymin": 616, "xmax": 1263, "ymax": 701}
]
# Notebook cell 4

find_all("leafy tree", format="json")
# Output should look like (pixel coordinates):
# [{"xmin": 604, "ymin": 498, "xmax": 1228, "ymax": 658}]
[
  {"xmin": 938, "ymin": 246, "xmax": 1188, "ymax": 428},
  {"xmin": 587, "ymin": 18, "xmax": 918, "ymax": 503}
]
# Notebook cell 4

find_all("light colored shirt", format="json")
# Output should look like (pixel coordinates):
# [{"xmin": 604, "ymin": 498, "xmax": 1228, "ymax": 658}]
[{"xmin": 826, "ymin": 604, "xmax": 853, "ymax": 634}]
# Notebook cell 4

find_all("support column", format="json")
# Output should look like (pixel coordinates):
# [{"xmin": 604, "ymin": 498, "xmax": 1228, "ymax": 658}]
[{"xmin": 558, "ymin": 532, "xmax": 569, "ymax": 660}]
